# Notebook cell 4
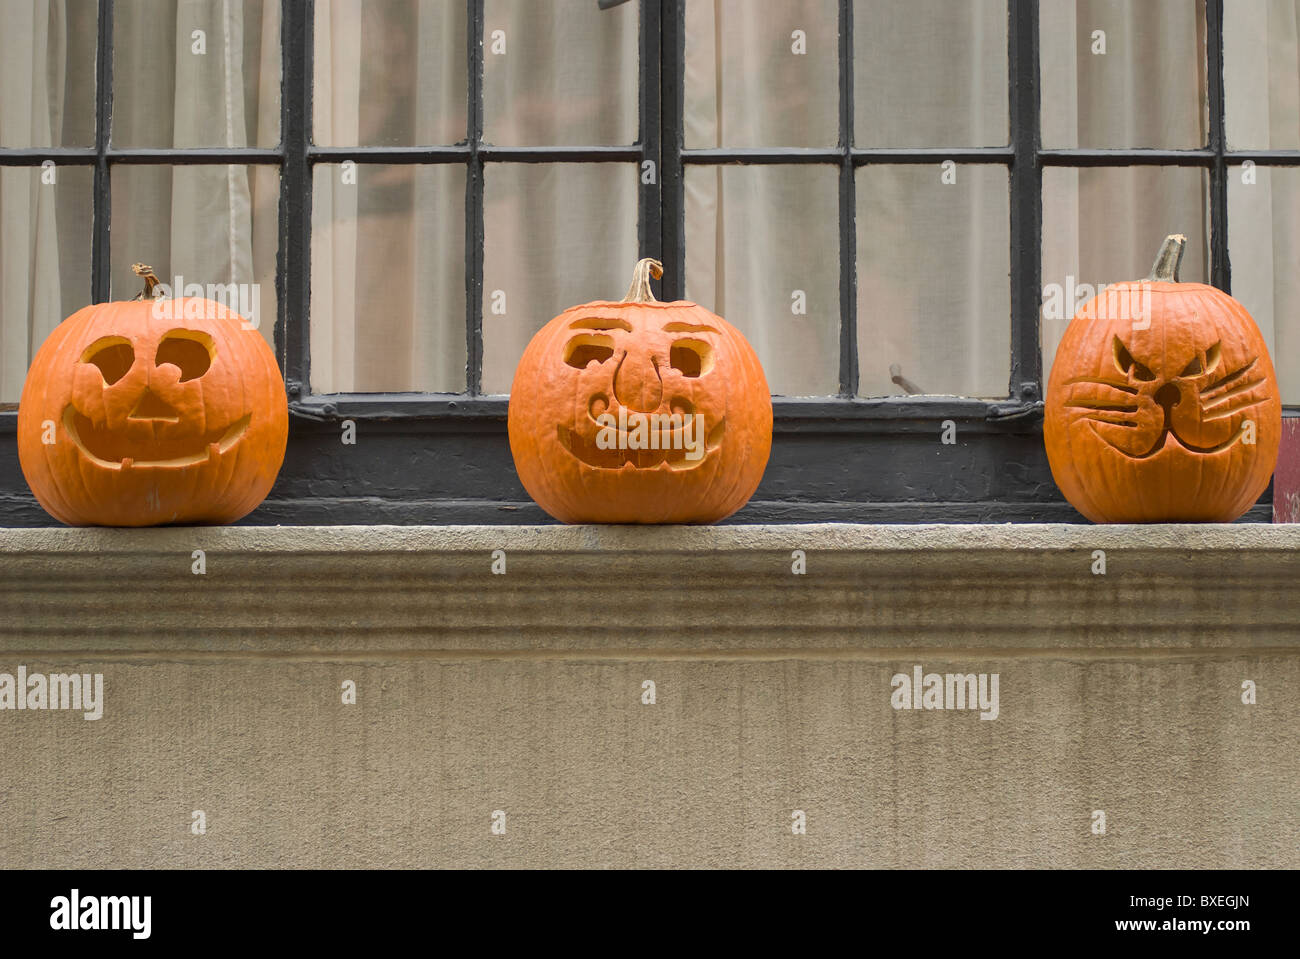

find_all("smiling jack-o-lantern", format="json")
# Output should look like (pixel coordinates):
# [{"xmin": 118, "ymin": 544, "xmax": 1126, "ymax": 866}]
[
  {"xmin": 1045, "ymin": 234, "xmax": 1281, "ymax": 523},
  {"xmin": 508, "ymin": 259, "xmax": 772, "ymax": 523},
  {"xmin": 17, "ymin": 265, "xmax": 288, "ymax": 526}
]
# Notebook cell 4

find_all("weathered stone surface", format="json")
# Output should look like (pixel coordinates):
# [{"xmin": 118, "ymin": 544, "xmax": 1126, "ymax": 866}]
[{"xmin": 0, "ymin": 524, "xmax": 1296, "ymax": 867}]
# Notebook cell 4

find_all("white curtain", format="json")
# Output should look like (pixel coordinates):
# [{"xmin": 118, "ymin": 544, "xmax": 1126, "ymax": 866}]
[
  {"xmin": 685, "ymin": 0, "xmax": 1010, "ymax": 398},
  {"xmin": 310, "ymin": 0, "xmax": 639, "ymax": 395},
  {"xmin": 4, "ymin": 0, "xmax": 1300, "ymax": 405},
  {"xmin": 0, "ymin": 0, "xmax": 94, "ymax": 404},
  {"xmin": 1224, "ymin": 0, "xmax": 1300, "ymax": 402},
  {"xmin": 1039, "ymin": 0, "xmax": 1213, "ymax": 387},
  {"xmin": 110, "ymin": 0, "xmax": 279, "ymax": 343}
]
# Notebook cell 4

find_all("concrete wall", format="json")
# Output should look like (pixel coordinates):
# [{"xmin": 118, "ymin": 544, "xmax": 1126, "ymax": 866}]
[{"xmin": 1, "ymin": 524, "xmax": 1297, "ymax": 868}]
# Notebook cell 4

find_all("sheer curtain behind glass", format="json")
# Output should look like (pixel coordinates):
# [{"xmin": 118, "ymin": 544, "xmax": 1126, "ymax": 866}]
[
  {"xmin": 685, "ymin": 0, "xmax": 1010, "ymax": 399},
  {"xmin": 111, "ymin": 0, "xmax": 280, "ymax": 346},
  {"xmin": 0, "ymin": 0, "xmax": 95, "ymax": 404},
  {"xmin": 1224, "ymin": 0, "xmax": 1300, "ymax": 403},
  {"xmin": 1039, "ymin": 0, "xmax": 1212, "ymax": 380},
  {"xmin": 310, "ymin": 0, "xmax": 639, "ymax": 396}
]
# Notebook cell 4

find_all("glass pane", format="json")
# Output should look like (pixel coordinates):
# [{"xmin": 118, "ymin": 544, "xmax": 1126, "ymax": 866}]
[
  {"xmin": 1041, "ymin": 166, "xmax": 1210, "ymax": 378},
  {"xmin": 856, "ymin": 164, "xmax": 1010, "ymax": 398},
  {"xmin": 111, "ymin": 164, "xmax": 279, "ymax": 350},
  {"xmin": 854, "ymin": 0, "xmax": 1008, "ymax": 148},
  {"xmin": 0, "ymin": 0, "xmax": 97, "ymax": 148},
  {"xmin": 311, "ymin": 163, "xmax": 466, "ymax": 393},
  {"xmin": 685, "ymin": 0, "xmax": 838, "ymax": 149},
  {"xmin": 482, "ymin": 163, "xmax": 639, "ymax": 395},
  {"xmin": 685, "ymin": 165, "xmax": 839, "ymax": 397},
  {"xmin": 483, "ymin": 0, "xmax": 637, "ymax": 147},
  {"xmin": 1224, "ymin": 0, "xmax": 1300, "ymax": 150},
  {"xmin": 113, "ymin": 0, "xmax": 281, "ymax": 148},
  {"xmin": 1229, "ymin": 165, "xmax": 1300, "ymax": 403},
  {"xmin": 1040, "ymin": 0, "xmax": 1207, "ymax": 149},
  {"xmin": 314, "ymin": 0, "xmax": 468, "ymax": 147},
  {"xmin": 0, "ymin": 166, "xmax": 94, "ymax": 404}
]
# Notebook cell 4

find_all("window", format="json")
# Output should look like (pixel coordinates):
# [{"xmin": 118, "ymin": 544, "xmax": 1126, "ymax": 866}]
[{"xmin": 2, "ymin": 0, "xmax": 1297, "ymax": 524}]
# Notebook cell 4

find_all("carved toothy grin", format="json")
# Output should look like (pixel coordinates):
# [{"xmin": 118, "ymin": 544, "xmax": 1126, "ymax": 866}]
[
  {"xmin": 61, "ymin": 405, "xmax": 250, "ymax": 470},
  {"xmin": 556, "ymin": 417, "xmax": 725, "ymax": 471}
]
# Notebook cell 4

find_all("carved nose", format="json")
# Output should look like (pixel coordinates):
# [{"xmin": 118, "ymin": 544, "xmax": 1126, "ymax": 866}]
[
  {"xmin": 612, "ymin": 349, "xmax": 663, "ymax": 413},
  {"xmin": 1154, "ymin": 382, "xmax": 1181, "ymax": 413},
  {"xmin": 129, "ymin": 387, "xmax": 180, "ymax": 422}
]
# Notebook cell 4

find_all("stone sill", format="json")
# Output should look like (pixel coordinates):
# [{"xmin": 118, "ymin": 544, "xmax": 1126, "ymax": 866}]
[{"xmin": 3, "ymin": 523, "xmax": 1298, "ymax": 653}]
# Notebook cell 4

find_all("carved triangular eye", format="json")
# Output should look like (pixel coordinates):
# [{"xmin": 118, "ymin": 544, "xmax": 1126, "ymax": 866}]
[
  {"xmin": 1180, "ymin": 355, "xmax": 1203, "ymax": 377},
  {"xmin": 1205, "ymin": 341, "xmax": 1222, "ymax": 373},
  {"xmin": 1112, "ymin": 336, "xmax": 1156, "ymax": 381}
]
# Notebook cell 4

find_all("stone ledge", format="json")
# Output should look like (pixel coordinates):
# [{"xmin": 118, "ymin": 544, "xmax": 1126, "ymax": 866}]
[
  {"xmin": 2, "ymin": 523, "xmax": 1298, "ymax": 868},
  {"xmin": 2, "ymin": 524, "xmax": 1298, "ymax": 652}
]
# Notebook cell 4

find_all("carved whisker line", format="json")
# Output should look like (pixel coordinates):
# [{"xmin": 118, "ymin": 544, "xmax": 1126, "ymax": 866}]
[
  {"xmin": 1067, "ymin": 403, "xmax": 1140, "ymax": 413},
  {"xmin": 1084, "ymin": 417, "xmax": 1139, "ymax": 428},
  {"xmin": 1064, "ymin": 377, "xmax": 1139, "ymax": 395},
  {"xmin": 1201, "ymin": 378, "xmax": 1266, "ymax": 410},
  {"xmin": 1201, "ymin": 398, "xmax": 1269, "ymax": 421},
  {"xmin": 1201, "ymin": 358, "xmax": 1258, "ymax": 395}
]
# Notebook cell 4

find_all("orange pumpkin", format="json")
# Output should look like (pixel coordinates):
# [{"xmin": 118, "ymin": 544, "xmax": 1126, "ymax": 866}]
[
  {"xmin": 508, "ymin": 258, "xmax": 772, "ymax": 523},
  {"xmin": 1044, "ymin": 234, "xmax": 1281, "ymax": 522},
  {"xmin": 17, "ymin": 265, "xmax": 288, "ymax": 526}
]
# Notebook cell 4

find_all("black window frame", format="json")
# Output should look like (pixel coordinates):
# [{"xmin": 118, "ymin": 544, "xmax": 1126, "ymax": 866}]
[{"xmin": 1, "ymin": 0, "xmax": 1295, "ymax": 525}]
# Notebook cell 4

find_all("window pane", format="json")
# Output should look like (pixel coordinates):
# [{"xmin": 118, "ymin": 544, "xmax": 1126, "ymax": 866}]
[
  {"xmin": 856, "ymin": 164, "xmax": 1010, "ymax": 398},
  {"xmin": 685, "ymin": 165, "xmax": 839, "ymax": 397},
  {"xmin": 1224, "ymin": 0, "xmax": 1300, "ymax": 150},
  {"xmin": 1229, "ymin": 165, "xmax": 1300, "ymax": 403},
  {"xmin": 1041, "ymin": 166, "xmax": 1210, "ymax": 378},
  {"xmin": 0, "ymin": 0, "xmax": 97, "ymax": 148},
  {"xmin": 311, "ymin": 163, "xmax": 466, "ymax": 393},
  {"xmin": 1040, "ymin": 0, "xmax": 1207, "ymax": 149},
  {"xmin": 853, "ymin": 0, "xmax": 1008, "ymax": 148},
  {"xmin": 314, "ymin": 0, "xmax": 467, "ymax": 147},
  {"xmin": 113, "ymin": 0, "xmax": 280, "ymax": 149},
  {"xmin": 483, "ymin": 0, "xmax": 637, "ymax": 147},
  {"xmin": 0, "ymin": 166, "xmax": 93, "ymax": 404},
  {"xmin": 111, "ymin": 164, "xmax": 279, "ymax": 350},
  {"xmin": 482, "ymin": 163, "xmax": 639, "ymax": 395},
  {"xmin": 685, "ymin": 0, "xmax": 838, "ymax": 149}
]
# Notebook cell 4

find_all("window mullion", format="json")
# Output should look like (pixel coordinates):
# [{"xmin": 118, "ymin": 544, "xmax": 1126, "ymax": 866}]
[
  {"xmin": 92, "ymin": 0, "xmax": 114, "ymax": 304},
  {"xmin": 1008, "ymin": 0, "xmax": 1042, "ymax": 404}
]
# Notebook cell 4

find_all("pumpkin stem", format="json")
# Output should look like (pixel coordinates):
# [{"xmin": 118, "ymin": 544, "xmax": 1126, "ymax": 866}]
[
  {"xmin": 622, "ymin": 258, "xmax": 663, "ymax": 303},
  {"xmin": 131, "ymin": 262, "xmax": 163, "ymax": 300},
  {"xmin": 1146, "ymin": 234, "xmax": 1186, "ymax": 283}
]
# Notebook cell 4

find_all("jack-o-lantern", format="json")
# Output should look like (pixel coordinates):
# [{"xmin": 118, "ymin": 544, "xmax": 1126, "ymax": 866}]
[
  {"xmin": 1045, "ymin": 234, "xmax": 1281, "ymax": 522},
  {"xmin": 508, "ymin": 258, "xmax": 772, "ymax": 523},
  {"xmin": 17, "ymin": 265, "xmax": 288, "ymax": 526}
]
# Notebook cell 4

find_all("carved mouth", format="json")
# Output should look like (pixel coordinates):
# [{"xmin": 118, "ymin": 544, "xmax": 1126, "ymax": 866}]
[
  {"xmin": 62, "ymin": 405, "xmax": 251, "ymax": 470},
  {"xmin": 1099, "ymin": 422, "xmax": 1252, "ymax": 459},
  {"xmin": 556, "ymin": 418, "xmax": 724, "ymax": 471}
]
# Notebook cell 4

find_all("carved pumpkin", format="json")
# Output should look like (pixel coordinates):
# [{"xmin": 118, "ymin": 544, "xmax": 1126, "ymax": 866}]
[
  {"xmin": 1044, "ymin": 234, "xmax": 1281, "ymax": 523},
  {"xmin": 508, "ymin": 258, "xmax": 772, "ymax": 523},
  {"xmin": 17, "ymin": 265, "xmax": 288, "ymax": 526}
]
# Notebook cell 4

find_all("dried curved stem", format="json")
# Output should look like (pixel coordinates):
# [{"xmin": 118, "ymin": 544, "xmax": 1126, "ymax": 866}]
[
  {"xmin": 622, "ymin": 258, "xmax": 664, "ymax": 303},
  {"xmin": 1146, "ymin": 234, "xmax": 1186, "ymax": 283},
  {"xmin": 132, "ymin": 262, "xmax": 163, "ymax": 300}
]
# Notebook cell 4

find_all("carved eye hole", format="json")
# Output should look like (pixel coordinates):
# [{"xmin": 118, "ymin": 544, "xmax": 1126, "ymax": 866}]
[
  {"xmin": 1113, "ymin": 336, "xmax": 1156, "ymax": 382},
  {"xmin": 1178, "ymin": 341, "xmax": 1222, "ymax": 378},
  {"xmin": 155, "ymin": 330, "xmax": 214, "ymax": 382},
  {"xmin": 82, "ymin": 337, "xmax": 135, "ymax": 385},
  {"xmin": 668, "ymin": 339, "xmax": 714, "ymax": 378},
  {"xmin": 564, "ymin": 334, "xmax": 615, "ymax": 369}
]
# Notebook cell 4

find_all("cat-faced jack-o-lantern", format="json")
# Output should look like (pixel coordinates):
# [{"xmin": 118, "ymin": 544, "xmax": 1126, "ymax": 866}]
[
  {"xmin": 18, "ymin": 265, "xmax": 288, "ymax": 526},
  {"xmin": 508, "ymin": 259, "xmax": 772, "ymax": 523},
  {"xmin": 1045, "ymin": 234, "xmax": 1281, "ymax": 522}
]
